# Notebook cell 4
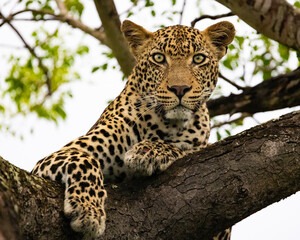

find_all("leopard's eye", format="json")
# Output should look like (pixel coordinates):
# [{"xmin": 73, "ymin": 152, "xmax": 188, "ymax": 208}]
[
  {"xmin": 152, "ymin": 53, "xmax": 166, "ymax": 64},
  {"xmin": 193, "ymin": 54, "xmax": 206, "ymax": 64}
]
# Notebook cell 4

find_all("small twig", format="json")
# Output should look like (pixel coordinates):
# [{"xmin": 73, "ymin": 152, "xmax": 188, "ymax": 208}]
[
  {"xmin": 191, "ymin": 12, "xmax": 234, "ymax": 27},
  {"xmin": 252, "ymin": 116, "xmax": 261, "ymax": 125},
  {"xmin": 212, "ymin": 112, "xmax": 250, "ymax": 128},
  {"xmin": 179, "ymin": 0, "xmax": 186, "ymax": 25},
  {"xmin": 119, "ymin": 0, "xmax": 139, "ymax": 16},
  {"xmin": 2, "ymin": 17, "xmax": 59, "ymax": 22},
  {"xmin": 55, "ymin": 0, "xmax": 68, "ymax": 16},
  {"xmin": 0, "ymin": 43, "xmax": 26, "ymax": 49},
  {"xmin": 36, "ymin": 28, "xmax": 60, "ymax": 48},
  {"xmin": 219, "ymin": 72, "xmax": 245, "ymax": 90}
]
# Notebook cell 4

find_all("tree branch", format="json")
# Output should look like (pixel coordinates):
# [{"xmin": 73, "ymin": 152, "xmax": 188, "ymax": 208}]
[
  {"xmin": 1, "ymin": 111, "xmax": 299, "ymax": 239},
  {"xmin": 0, "ymin": 8, "xmax": 108, "ymax": 46},
  {"xmin": 208, "ymin": 67, "xmax": 300, "ymax": 117},
  {"xmin": 216, "ymin": 0, "xmax": 300, "ymax": 52},
  {"xmin": 93, "ymin": 0, "xmax": 136, "ymax": 77}
]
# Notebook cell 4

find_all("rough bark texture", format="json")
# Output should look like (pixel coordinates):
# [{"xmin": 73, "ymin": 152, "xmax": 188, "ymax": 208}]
[
  {"xmin": 0, "ymin": 157, "xmax": 77, "ymax": 240},
  {"xmin": 93, "ymin": 0, "xmax": 136, "ymax": 77},
  {"xmin": 0, "ymin": 111, "xmax": 299, "ymax": 240},
  {"xmin": 216, "ymin": 0, "xmax": 300, "ymax": 51},
  {"xmin": 208, "ymin": 67, "xmax": 300, "ymax": 117}
]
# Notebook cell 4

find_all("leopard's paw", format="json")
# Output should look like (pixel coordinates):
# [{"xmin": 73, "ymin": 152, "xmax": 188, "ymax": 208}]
[
  {"xmin": 124, "ymin": 140, "xmax": 185, "ymax": 176},
  {"xmin": 124, "ymin": 145, "xmax": 156, "ymax": 176},
  {"xmin": 64, "ymin": 197, "xmax": 106, "ymax": 239}
]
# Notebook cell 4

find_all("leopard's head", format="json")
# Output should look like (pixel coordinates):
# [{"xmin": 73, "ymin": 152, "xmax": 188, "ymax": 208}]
[{"xmin": 122, "ymin": 20, "xmax": 235, "ymax": 120}]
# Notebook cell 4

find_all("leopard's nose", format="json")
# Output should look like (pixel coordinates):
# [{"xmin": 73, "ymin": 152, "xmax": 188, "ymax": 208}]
[{"xmin": 167, "ymin": 85, "xmax": 192, "ymax": 99}]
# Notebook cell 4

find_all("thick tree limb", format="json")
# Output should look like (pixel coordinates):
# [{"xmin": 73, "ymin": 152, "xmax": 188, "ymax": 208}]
[
  {"xmin": 93, "ymin": 0, "xmax": 136, "ymax": 77},
  {"xmin": 208, "ymin": 67, "xmax": 300, "ymax": 117},
  {"xmin": 0, "ymin": 111, "xmax": 299, "ymax": 239},
  {"xmin": 216, "ymin": 0, "xmax": 300, "ymax": 51}
]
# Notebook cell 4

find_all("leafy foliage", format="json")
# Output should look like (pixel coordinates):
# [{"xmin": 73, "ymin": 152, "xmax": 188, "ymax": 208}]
[{"xmin": 1, "ymin": 25, "xmax": 88, "ymax": 136}]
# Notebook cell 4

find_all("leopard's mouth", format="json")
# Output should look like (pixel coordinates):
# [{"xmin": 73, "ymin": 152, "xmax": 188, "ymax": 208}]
[{"xmin": 163, "ymin": 105, "xmax": 193, "ymax": 121}]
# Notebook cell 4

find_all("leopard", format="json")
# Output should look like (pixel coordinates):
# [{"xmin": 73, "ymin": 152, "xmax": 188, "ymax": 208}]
[{"xmin": 32, "ymin": 20, "xmax": 235, "ymax": 239}]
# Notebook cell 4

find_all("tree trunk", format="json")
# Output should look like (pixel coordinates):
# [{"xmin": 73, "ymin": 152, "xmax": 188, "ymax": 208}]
[{"xmin": 0, "ymin": 111, "xmax": 299, "ymax": 239}]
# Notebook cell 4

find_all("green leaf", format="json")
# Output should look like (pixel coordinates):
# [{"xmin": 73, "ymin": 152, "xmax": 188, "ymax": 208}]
[
  {"xmin": 25, "ymin": 0, "xmax": 33, "ymax": 8},
  {"xmin": 77, "ymin": 45, "xmax": 89, "ymax": 55},
  {"xmin": 32, "ymin": 105, "xmax": 51, "ymax": 120},
  {"xmin": 102, "ymin": 51, "xmax": 114, "ymax": 59},
  {"xmin": 52, "ymin": 104, "xmax": 67, "ymax": 120},
  {"xmin": 216, "ymin": 131, "xmax": 222, "ymax": 141},
  {"xmin": 294, "ymin": 1, "xmax": 300, "ymax": 8},
  {"xmin": 92, "ymin": 66, "xmax": 100, "ymax": 73},
  {"xmin": 234, "ymin": 118, "xmax": 244, "ymax": 126},
  {"xmin": 228, "ymin": 44, "xmax": 235, "ymax": 51},
  {"xmin": 64, "ymin": 0, "xmax": 84, "ymax": 17},
  {"xmin": 263, "ymin": 70, "xmax": 272, "ymax": 80},
  {"xmin": 278, "ymin": 43, "xmax": 289, "ymax": 61},
  {"xmin": 102, "ymin": 63, "xmax": 108, "ymax": 70},
  {"xmin": 222, "ymin": 58, "xmax": 233, "ymax": 70},
  {"xmin": 235, "ymin": 36, "xmax": 245, "ymax": 48},
  {"xmin": 145, "ymin": 0, "xmax": 154, "ymax": 7},
  {"xmin": 151, "ymin": 10, "xmax": 156, "ymax": 16},
  {"xmin": 296, "ymin": 51, "xmax": 300, "ymax": 62}
]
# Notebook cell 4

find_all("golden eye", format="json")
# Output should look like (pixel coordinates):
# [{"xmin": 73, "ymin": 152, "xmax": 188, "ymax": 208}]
[
  {"xmin": 193, "ymin": 54, "xmax": 206, "ymax": 64},
  {"xmin": 152, "ymin": 53, "xmax": 166, "ymax": 63}
]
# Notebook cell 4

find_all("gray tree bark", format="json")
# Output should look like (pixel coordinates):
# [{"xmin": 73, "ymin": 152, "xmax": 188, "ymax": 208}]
[
  {"xmin": 216, "ymin": 0, "xmax": 300, "ymax": 52},
  {"xmin": 0, "ymin": 111, "xmax": 299, "ymax": 240},
  {"xmin": 208, "ymin": 67, "xmax": 300, "ymax": 117}
]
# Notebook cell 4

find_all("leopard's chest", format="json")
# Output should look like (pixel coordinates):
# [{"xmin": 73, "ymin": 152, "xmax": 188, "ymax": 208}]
[{"xmin": 137, "ymin": 114, "xmax": 195, "ymax": 149}]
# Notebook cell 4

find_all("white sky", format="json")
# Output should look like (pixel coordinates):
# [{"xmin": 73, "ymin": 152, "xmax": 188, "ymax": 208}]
[{"xmin": 0, "ymin": 0, "xmax": 299, "ymax": 239}]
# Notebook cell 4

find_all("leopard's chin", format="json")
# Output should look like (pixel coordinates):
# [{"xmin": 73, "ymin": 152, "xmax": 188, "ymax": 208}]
[{"xmin": 164, "ymin": 106, "xmax": 193, "ymax": 121}]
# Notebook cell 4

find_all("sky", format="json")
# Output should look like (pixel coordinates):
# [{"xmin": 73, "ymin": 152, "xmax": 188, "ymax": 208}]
[{"xmin": 0, "ymin": 0, "xmax": 299, "ymax": 239}]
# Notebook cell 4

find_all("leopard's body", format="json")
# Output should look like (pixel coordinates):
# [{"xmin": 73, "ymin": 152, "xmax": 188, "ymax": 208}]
[{"xmin": 32, "ymin": 20, "xmax": 235, "ymax": 239}]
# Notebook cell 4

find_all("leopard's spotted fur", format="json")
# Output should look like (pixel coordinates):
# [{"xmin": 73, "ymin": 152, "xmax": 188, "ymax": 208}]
[{"xmin": 32, "ymin": 20, "xmax": 235, "ymax": 239}]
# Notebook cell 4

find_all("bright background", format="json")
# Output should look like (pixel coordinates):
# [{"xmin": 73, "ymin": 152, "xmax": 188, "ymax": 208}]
[{"xmin": 0, "ymin": 1, "xmax": 299, "ymax": 239}]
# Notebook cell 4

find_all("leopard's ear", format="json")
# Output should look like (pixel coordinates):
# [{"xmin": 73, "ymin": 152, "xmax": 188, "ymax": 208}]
[
  {"xmin": 202, "ymin": 21, "xmax": 235, "ymax": 60},
  {"xmin": 121, "ymin": 20, "xmax": 153, "ymax": 57}
]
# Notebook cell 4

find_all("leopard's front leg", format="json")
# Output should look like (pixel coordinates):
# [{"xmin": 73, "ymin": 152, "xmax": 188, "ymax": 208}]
[
  {"xmin": 124, "ymin": 139, "xmax": 186, "ymax": 176},
  {"xmin": 32, "ymin": 148, "xmax": 107, "ymax": 239}
]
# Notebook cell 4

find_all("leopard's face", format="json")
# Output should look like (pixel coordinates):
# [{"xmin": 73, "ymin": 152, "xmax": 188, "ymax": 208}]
[{"xmin": 122, "ymin": 21, "xmax": 235, "ymax": 120}]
